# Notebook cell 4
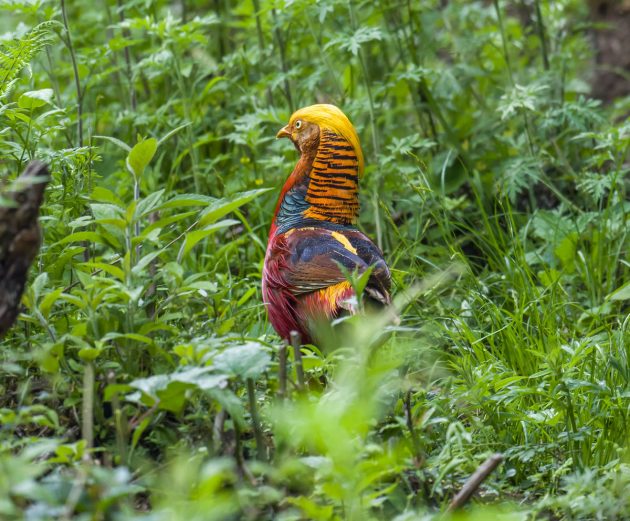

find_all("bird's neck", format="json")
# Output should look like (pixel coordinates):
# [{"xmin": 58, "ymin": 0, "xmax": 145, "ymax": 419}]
[{"xmin": 271, "ymin": 130, "xmax": 360, "ymax": 236}]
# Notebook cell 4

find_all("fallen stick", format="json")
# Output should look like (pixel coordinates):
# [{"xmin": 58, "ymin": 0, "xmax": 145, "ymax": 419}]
[{"xmin": 447, "ymin": 453, "xmax": 503, "ymax": 512}]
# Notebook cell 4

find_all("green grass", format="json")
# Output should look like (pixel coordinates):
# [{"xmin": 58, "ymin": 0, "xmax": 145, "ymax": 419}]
[{"xmin": 0, "ymin": 0, "xmax": 629, "ymax": 519}]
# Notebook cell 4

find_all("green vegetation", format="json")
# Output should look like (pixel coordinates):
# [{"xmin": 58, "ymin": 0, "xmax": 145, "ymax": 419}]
[{"xmin": 1, "ymin": 0, "xmax": 629, "ymax": 519}]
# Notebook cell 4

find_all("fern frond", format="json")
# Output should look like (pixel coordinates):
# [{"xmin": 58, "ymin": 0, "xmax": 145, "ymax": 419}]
[
  {"xmin": 0, "ymin": 20, "xmax": 60, "ymax": 99},
  {"xmin": 499, "ymin": 156, "xmax": 541, "ymax": 202}
]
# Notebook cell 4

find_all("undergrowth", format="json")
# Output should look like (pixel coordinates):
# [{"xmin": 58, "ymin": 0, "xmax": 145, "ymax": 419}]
[{"xmin": 0, "ymin": 1, "xmax": 628, "ymax": 520}]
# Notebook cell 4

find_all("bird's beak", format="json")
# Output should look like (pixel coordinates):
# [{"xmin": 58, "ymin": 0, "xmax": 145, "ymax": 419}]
[{"xmin": 276, "ymin": 125, "xmax": 291, "ymax": 139}]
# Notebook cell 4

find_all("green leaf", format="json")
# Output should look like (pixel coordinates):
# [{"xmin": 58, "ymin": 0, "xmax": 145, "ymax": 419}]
[
  {"xmin": 79, "ymin": 261, "xmax": 125, "ymax": 282},
  {"xmin": 102, "ymin": 332, "xmax": 154, "ymax": 344},
  {"xmin": 135, "ymin": 189, "xmax": 165, "ymax": 219},
  {"xmin": 31, "ymin": 272, "xmax": 48, "ymax": 302},
  {"xmin": 236, "ymin": 286, "xmax": 256, "ymax": 306},
  {"xmin": 201, "ymin": 76, "xmax": 226, "ymax": 97},
  {"xmin": 128, "ymin": 368, "xmax": 228, "ymax": 413},
  {"xmin": 38, "ymin": 287, "xmax": 63, "ymax": 319},
  {"xmin": 198, "ymin": 188, "xmax": 271, "ymax": 226},
  {"xmin": 177, "ymin": 219, "xmax": 238, "ymax": 262},
  {"xmin": 56, "ymin": 231, "xmax": 110, "ymax": 247},
  {"xmin": 126, "ymin": 137, "xmax": 158, "ymax": 177},
  {"xmin": 158, "ymin": 122, "xmax": 192, "ymax": 146},
  {"xmin": 354, "ymin": 264, "xmax": 375, "ymax": 298},
  {"xmin": 18, "ymin": 88, "xmax": 53, "ymax": 109},
  {"xmin": 78, "ymin": 347, "xmax": 102, "ymax": 361},
  {"xmin": 286, "ymin": 496, "xmax": 334, "ymax": 521},
  {"xmin": 143, "ymin": 210, "xmax": 197, "ymax": 236},
  {"xmin": 90, "ymin": 186, "xmax": 125, "ymax": 207},
  {"xmin": 554, "ymin": 232, "xmax": 578, "ymax": 271},
  {"xmin": 93, "ymin": 135, "xmax": 132, "ymax": 152},
  {"xmin": 108, "ymin": 36, "xmax": 143, "ymax": 51},
  {"xmin": 104, "ymin": 384, "xmax": 134, "ymax": 402},
  {"xmin": 212, "ymin": 342, "xmax": 271, "ymax": 379},
  {"xmin": 132, "ymin": 249, "xmax": 164, "ymax": 276},
  {"xmin": 156, "ymin": 193, "xmax": 216, "ymax": 211},
  {"xmin": 608, "ymin": 282, "xmax": 630, "ymax": 301},
  {"xmin": 131, "ymin": 416, "xmax": 151, "ymax": 452}
]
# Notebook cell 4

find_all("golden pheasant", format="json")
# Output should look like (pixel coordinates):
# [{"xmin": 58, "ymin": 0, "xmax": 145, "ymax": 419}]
[{"xmin": 262, "ymin": 104, "xmax": 391, "ymax": 344}]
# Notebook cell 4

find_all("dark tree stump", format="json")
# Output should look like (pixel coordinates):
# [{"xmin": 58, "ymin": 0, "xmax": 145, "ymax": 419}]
[{"xmin": 0, "ymin": 161, "xmax": 49, "ymax": 337}]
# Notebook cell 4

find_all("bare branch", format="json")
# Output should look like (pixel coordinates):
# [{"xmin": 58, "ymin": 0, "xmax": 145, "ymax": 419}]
[{"xmin": 447, "ymin": 453, "xmax": 503, "ymax": 512}]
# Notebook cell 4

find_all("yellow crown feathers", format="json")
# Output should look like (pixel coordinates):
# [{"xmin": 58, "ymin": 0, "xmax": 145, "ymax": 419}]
[{"xmin": 289, "ymin": 104, "xmax": 365, "ymax": 177}]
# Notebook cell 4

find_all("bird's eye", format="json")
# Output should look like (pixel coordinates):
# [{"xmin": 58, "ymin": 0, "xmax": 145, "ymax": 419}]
[{"xmin": 295, "ymin": 120, "xmax": 302, "ymax": 130}]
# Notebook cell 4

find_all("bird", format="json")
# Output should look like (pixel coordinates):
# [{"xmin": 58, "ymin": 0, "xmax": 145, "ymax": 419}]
[{"xmin": 262, "ymin": 104, "xmax": 391, "ymax": 345}]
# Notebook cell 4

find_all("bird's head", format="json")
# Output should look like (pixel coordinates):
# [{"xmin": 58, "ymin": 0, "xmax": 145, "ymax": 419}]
[{"xmin": 276, "ymin": 104, "xmax": 364, "ymax": 177}]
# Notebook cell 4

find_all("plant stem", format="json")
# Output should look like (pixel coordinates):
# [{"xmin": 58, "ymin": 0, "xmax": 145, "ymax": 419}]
[
  {"xmin": 373, "ymin": 192, "xmax": 382, "ymax": 250},
  {"xmin": 278, "ymin": 342, "xmax": 287, "ymax": 399},
  {"xmin": 44, "ymin": 46, "xmax": 73, "ymax": 147},
  {"xmin": 107, "ymin": 371, "xmax": 128, "ymax": 463},
  {"xmin": 271, "ymin": 8, "xmax": 294, "ymax": 111},
  {"xmin": 290, "ymin": 330, "xmax": 304, "ymax": 391},
  {"xmin": 493, "ymin": 0, "xmax": 514, "ymax": 85},
  {"xmin": 82, "ymin": 361, "xmax": 95, "ymax": 449},
  {"xmin": 348, "ymin": 0, "xmax": 380, "ymax": 157},
  {"xmin": 493, "ymin": 0, "xmax": 536, "ymax": 157},
  {"xmin": 305, "ymin": 11, "xmax": 344, "ymax": 99},
  {"xmin": 116, "ymin": 0, "xmax": 137, "ymax": 111},
  {"xmin": 403, "ymin": 390, "xmax": 422, "ymax": 462},
  {"xmin": 246, "ymin": 378, "xmax": 265, "ymax": 461},
  {"xmin": 60, "ymin": 0, "xmax": 83, "ymax": 147},
  {"xmin": 534, "ymin": 0, "xmax": 550, "ymax": 71},
  {"xmin": 212, "ymin": 409, "xmax": 226, "ymax": 454},
  {"xmin": 252, "ymin": 0, "xmax": 274, "ymax": 105}
]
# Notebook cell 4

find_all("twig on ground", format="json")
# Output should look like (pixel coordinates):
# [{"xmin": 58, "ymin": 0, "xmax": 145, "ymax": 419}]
[{"xmin": 447, "ymin": 453, "xmax": 503, "ymax": 512}]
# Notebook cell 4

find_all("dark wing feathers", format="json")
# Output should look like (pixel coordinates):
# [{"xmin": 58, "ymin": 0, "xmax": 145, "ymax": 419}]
[{"xmin": 284, "ymin": 227, "xmax": 391, "ymax": 303}]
